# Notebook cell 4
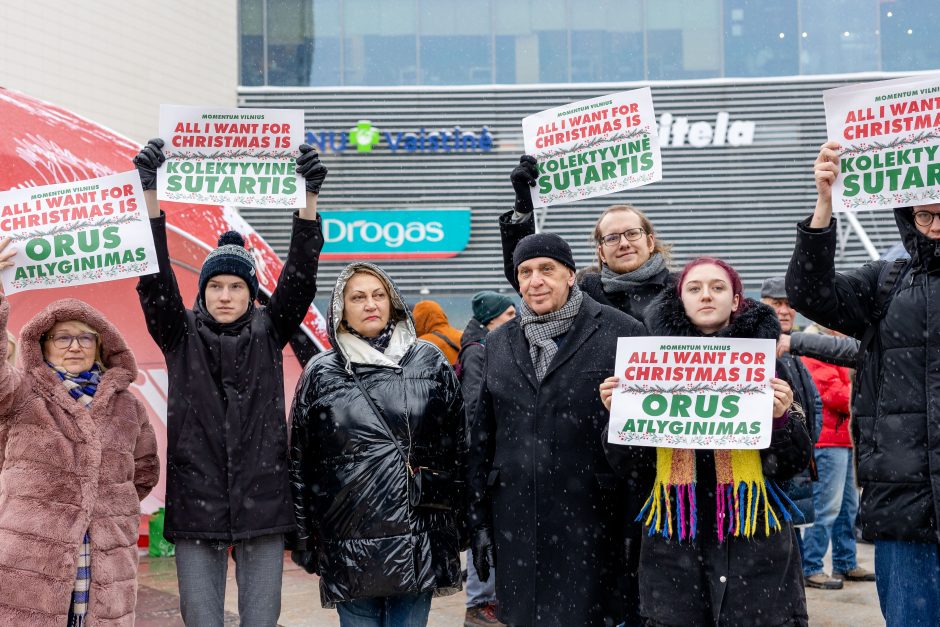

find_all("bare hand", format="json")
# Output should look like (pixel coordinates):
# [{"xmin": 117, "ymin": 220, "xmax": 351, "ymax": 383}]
[
  {"xmin": 599, "ymin": 375, "xmax": 619, "ymax": 411},
  {"xmin": 770, "ymin": 377, "xmax": 793, "ymax": 418},
  {"xmin": 815, "ymin": 140, "xmax": 841, "ymax": 202},
  {"xmin": 0, "ymin": 238, "xmax": 15, "ymax": 270},
  {"xmin": 776, "ymin": 334, "xmax": 791, "ymax": 359}
]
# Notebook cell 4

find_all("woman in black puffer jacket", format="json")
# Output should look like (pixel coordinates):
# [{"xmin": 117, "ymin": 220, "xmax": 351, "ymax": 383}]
[{"xmin": 288, "ymin": 262, "xmax": 465, "ymax": 625}]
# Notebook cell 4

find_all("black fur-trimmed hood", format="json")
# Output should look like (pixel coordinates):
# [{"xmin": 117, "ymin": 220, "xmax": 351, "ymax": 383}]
[{"xmin": 644, "ymin": 288, "xmax": 781, "ymax": 340}]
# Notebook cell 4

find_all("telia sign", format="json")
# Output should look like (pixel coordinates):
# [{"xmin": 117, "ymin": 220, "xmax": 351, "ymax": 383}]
[{"xmin": 320, "ymin": 208, "xmax": 472, "ymax": 259}]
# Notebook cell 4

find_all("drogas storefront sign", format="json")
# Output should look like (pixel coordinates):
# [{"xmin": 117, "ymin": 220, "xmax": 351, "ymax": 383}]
[{"xmin": 320, "ymin": 208, "xmax": 471, "ymax": 260}]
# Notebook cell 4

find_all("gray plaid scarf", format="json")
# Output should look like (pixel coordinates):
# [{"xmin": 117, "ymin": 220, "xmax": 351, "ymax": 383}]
[
  {"xmin": 519, "ymin": 285, "xmax": 583, "ymax": 381},
  {"xmin": 600, "ymin": 252, "xmax": 666, "ymax": 294}
]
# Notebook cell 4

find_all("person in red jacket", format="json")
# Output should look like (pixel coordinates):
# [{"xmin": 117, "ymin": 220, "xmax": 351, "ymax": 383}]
[{"xmin": 801, "ymin": 339, "xmax": 876, "ymax": 588}]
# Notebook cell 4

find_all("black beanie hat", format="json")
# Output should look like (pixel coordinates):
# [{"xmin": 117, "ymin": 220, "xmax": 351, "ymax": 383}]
[
  {"xmin": 512, "ymin": 232, "xmax": 577, "ymax": 274},
  {"xmin": 198, "ymin": 231, "xmax": 259, "ymax": 300}
]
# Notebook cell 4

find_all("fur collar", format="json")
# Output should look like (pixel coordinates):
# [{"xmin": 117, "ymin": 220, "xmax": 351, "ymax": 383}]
[{"xmin": 644, "ymin": 289, "xmax": 780, "ymax": 340}]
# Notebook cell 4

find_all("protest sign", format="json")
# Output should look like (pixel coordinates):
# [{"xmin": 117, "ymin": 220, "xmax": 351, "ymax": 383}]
[
  {"xmin": 157, "ymin": 105, "xmax": 305, "ymax": 209},
  {"xmin": 606, "ymin": 337, "xmax": 776, "ymax": 450},
  {"xmin": 824, "ymin": 73, "xmax": 940, "ymax": 212},
  {"xmin": 0, "ymin": 171, "xmax": 157, "ymax": 294},
  {"xmin": 522, "ymin": 88, "xmax": 662, "ymax": 208}
]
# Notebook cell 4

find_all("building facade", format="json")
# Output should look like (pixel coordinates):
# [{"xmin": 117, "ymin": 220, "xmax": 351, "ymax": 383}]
[
  {"xmin": 237, "ymin": 0, "xmax": 937, "ymax": 311},
  {"xmin": 0, "ymin": 1, "xmax": 238, "ymax": 143}
]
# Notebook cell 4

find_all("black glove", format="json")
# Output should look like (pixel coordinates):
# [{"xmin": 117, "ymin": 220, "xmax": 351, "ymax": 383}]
[
  {"xmin": 290, "ymin": 549, "xmax": 319, "ymax": 575},
  {"xmin": 471, "ymin": 527, "xmax": 495, "ymax": 582},
  {"xmin": 296, "ymin": 144, "xmax": 328, "ymax": 194},
  {"xmin": 133, "ymin": 138, "xmax": 166, "ymax": 191},
  {"xmin": 510, "ymin": 154, "xmax": 539, "ymax": 214}
]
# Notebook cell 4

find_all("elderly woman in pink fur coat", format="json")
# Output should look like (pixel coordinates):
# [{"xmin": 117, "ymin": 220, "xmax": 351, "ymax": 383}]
[{"xmin": 0, "ymin": 239, "xmax": 160, "ymax": 626}]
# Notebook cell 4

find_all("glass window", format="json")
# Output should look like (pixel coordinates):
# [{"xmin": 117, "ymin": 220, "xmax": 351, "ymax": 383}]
[
  {"xmin": 309, "ymin": 0, "xmax": 341, "ymax": 85},
  {"xmin": 240, "ymin": 0, "xmax": 265, "ymax": 86},
  {"xmin": 344, "ymin": 0, "xmax": 418, "ymax": 85},
  {"xmin": 798, "ymin": 0, "xmax": 879, "ymax": 74},
  {"xmin": 646, "ymin": 0, "xmax": 722, "ymax": 80},
  {"xmin": 569, "ymin": 0, "xmax": 643, "ymax": 82},
  {"xmin": 266, "ymin": 0, "xmax": 315, "ymax": 86},
  {"xmin": 723, "ymin": 0, "xmax": 798, "ymax": 77},
  {"xmin": 880, "ymin": 0, "xmax": 940, "ymax": 71},
  {"xmin": 494, "ymin": 1, "xmax": 567, "ymax": 84},
  {"xmin": 419, "ymin": 0, "xmax": 492, "ymax": 85}
]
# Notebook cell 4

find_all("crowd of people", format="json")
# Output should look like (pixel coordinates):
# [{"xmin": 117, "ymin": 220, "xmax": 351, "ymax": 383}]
[{"xmin": 0, "ymin": 134, "xmax": 936, "ymax": 627}]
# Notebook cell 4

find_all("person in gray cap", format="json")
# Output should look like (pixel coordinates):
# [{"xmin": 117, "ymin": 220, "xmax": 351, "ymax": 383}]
[
  {"xmin": 761, "ymin": 277, "xmax": 833, "ymax": 586},
  {"xmin": 458, "ymin": 290, "xmax": 515, "ymax": 627},
  {"xmin": 467, "ymin": 232, "xmax": 645, "ymax": 626}
]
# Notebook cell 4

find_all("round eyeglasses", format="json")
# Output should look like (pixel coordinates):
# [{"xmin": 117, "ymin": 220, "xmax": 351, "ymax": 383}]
[
  {"xmin": 599, "ymin": 228, "xmax": 646, "ymax": 247},
  {"xmin": 913, "ymin": 211, "xmax": 940, "ymax": 227}
]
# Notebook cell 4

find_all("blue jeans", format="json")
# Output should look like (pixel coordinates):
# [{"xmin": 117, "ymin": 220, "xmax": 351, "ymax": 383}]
[
  {"xmin": 465, "ymin": 548, "xmax": 496, "ymax": 607},
  {"xmin": 175, "ymin": 534, "xmax": 285, "ymax": 627},
  {"xmin": 802, "ymin": 447, "xmax": 859, "ymax": 576},
  {"xmin": 336, "ymin": 592, "xmax": 433, "ymax": 627},
  {"xmin": 875, "ymin": 540, "xmax": 940, "ymax": 627}
]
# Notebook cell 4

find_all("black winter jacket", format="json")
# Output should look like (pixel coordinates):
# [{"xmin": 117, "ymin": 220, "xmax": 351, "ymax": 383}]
[
  {"xmin": 137, "ymin": 212, "xmax": 322, "ymax": 542},
  {"xmin": 289, "ymin": 263, "xmax": 465, "ymax": 607},
  {"xmin": 498, "ymin": 210, "xmax": 672, "ymax": 320},
  {"xmin": 606, "ymin": 292, "xmax": 811, "ymax": 627},
  {"xmin": 468, "ymin": 294, "xmax": 646, "ymax": 627},
  {"xmin": 458, "ymin": 317, "xmax": 488, "ymax": 433},
  {"xmin": 777, "ymin": 351, "xmax": 821, "ymax": 525},
  {"xmin": 786, "ymin": 208, "xmax": 940, "ymax": 543}
]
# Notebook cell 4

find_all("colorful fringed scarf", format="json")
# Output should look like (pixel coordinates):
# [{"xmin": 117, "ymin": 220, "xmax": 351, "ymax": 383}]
[{"xmin": 637, "ymin": 448, "xmax": 799, "ymax": 543}]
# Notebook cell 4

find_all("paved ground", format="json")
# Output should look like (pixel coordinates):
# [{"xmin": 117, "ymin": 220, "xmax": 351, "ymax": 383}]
[{"xmin": 137, "ymin": 542, "xmax": 883, "ymax": 626}]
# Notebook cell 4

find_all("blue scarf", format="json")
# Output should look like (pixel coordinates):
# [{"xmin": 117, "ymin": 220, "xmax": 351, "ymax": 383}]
[{"xmin": 47, "ymin": 363, "xmax": 101, "ymax": 408}]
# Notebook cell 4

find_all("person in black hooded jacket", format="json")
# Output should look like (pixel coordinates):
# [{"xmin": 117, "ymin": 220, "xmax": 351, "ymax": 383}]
[
  {"xmin": 603, "ymin": 257, "xmax": 812, "ymax": 627},
  {"xmin": 288, "ymin": 262, "xmax": 465, "ymax": 626},
  {"xmin": 785, "ymin": 140, "xmax": 940, "ymax": 626},
  {"xmin": 133, "ymin": 138, "xmax": 327, "ymax": 626}
]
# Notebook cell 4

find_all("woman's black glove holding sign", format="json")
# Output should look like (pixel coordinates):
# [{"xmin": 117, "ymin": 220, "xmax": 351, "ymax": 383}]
[
  {"xmin": 296, "ymin": 144, "xmax": 328, "ymax": 194},
  {"xmin": 510, "ymin": 154, "xmax": 539, "ymax": 214},
  {"xmin": 133, "ymin": 138, "xmax": 166, "ymax": 191}
]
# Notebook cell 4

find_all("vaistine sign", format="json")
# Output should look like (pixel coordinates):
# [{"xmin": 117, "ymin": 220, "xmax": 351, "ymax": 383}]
[{"xmin": 306, "ymin": 120, "xmax": 494, "ymax": 154}]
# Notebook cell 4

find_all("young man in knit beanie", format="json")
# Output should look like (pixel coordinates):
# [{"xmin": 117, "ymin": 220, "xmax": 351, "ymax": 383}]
[
  {"xmin": 466, "ymin": 231, "xmax": 646, "ymax": 626},
  {"xmin": 133, "ymin": 139, "xmax": 327, "ymax": 625}
]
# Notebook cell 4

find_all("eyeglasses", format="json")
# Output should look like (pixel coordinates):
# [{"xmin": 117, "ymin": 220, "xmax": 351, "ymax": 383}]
[
  {"xmin": 599, "ymin": 228, "xmax": 646, "ymax": 247},
  {"xmin": 47, "ymin": 333, "xmax": 97, "ymax": 349},
  {"xmin": 913, "ymin": 211, "xmax": 940, "ymax": 227}
]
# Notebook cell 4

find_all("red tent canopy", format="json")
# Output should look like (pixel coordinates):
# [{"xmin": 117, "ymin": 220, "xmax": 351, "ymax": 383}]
[{"xmin": 0, "ymin": 87, "xmax": 331, "ymax": 512}]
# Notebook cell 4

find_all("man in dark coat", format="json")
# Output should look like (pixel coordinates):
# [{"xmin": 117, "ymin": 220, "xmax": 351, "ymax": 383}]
[
  {"xmin": 467, "ymin": 232, "xmax": 646, "ymax": 626},
  {"xmin": 133, "ymin": 139, "xmax": 327, "ymax": 626},
  {"xmin": 786, "ymin": 140, "xmax": 940, "ymax": 626}
]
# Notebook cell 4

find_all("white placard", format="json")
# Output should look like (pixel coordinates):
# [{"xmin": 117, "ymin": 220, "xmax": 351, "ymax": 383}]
[
  {"xmin": 157, "ymin": 105, "xmax": 305, "ymax": 209},
  {"xmin": 606, "ymin": 337, "xmax": 777, "ymax": 450},
  {"xmin": 522, "ymin": 88, "xmax": 662, "ymax": 208},
  {"xmin": 823, "ymin": 73, "xmax": 940, "ymax": 212},
  {"xmin": 0, "ymin": 171, "xmax": 158, "ymax": 294}
]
